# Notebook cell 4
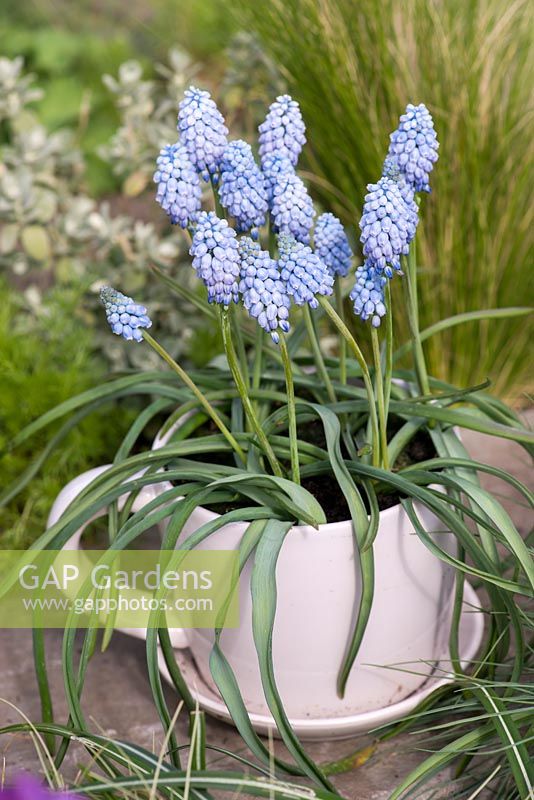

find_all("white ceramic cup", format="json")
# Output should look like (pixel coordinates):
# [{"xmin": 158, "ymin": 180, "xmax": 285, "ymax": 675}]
[{"xmin": 48, "ymin": 421, "xmax": 458, "ymax": 719}]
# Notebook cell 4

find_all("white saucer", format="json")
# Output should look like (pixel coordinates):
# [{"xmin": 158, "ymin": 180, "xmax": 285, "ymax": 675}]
[{"xmin": 158, "ymin": 582, "xmax": 484, "ymax": 740}]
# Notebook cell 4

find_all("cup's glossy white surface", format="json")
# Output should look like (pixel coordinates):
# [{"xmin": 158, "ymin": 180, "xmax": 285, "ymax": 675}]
[
  {"xmin": 158, "ymin": 580, "xmax": 484, "ymax": 739},
  {"xmin": 153, "ymin": 417, "xmax": 458, "ymax": 717},
  {"xmin": 172, "ymin": 499, "xmax": 457, "ymax": 717},
  {"xmin": 49, "ymin": 423, "xmax": 458, "ymax": 718}
]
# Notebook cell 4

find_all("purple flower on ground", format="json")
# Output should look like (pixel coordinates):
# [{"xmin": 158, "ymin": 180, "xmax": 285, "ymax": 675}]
[
  {"xmin": 100, "ymin": 286, "xmax": 152, "ymax": 343},
  {"xmin": 0, "ymin": 774, "xmax": 83, "ymax": 800}
]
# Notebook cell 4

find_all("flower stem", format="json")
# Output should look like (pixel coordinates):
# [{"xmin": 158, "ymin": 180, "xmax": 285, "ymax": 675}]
[
  {"xmin": 303, "ymin": 305, "xmax": 337, "ymax": 405},
  {"xmin": 384, "ymin": 281, "xmax": 394, "ymax": 419},
  {"xmin": 335, "ymin": 280, "xmax": 347, "ymax": 389},
  {"xmin": 231, "ymin": 306, "xmax": 250, "ymax": 386},
  {"xmin": 252, "ymin": 325, "xmax": 264, "ymax": 391},
  {"xmin": 142, "ymin": 330, "xmax": 246, "ymax": 464},
  {"xmin": 317, "ymin": 296, "xmax": 380, "ymax": 468},
  {"xmin": 279, "ymin": 333, "xmax": 300, "ymax": 484},
  {"xmin": 403, "ymin": 242, "xmax": 431, "ymax": 396},
  {"xmin": 371, "ymin": 327, "xmax": 389, "ymax": 470},
  {"xmin": 220, "ymin": 308, "xmax": 284, "ymax": 477},
  {"xmin": 210, "ymin": 176, "xmax": 225, "ymax": 219}
]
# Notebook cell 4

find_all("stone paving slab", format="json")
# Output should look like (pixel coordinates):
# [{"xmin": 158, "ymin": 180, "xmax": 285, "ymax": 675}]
[{"xmin": 0, "ymin": 425, "xmax": 531, "ymax": 798}]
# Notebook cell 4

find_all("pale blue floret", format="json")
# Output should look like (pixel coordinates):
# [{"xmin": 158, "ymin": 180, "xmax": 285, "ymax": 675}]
[
  {"xmin": 349, "ymin": 261, "xmax": 387, "ymax": 328},
  {"xmin": 261, "ymin": 152, "xmax": 294, "ymax": 202},
  {"xmin": 382, "ymin": 155, "xmax": 416, "ymax": 206},
  {"xmin": 387, "ymin": 103, "xmax": 439, "ymax": 193},
  {"xmin": 177, "ymin": 86, "xmax": 228, "ymax": 181},
  {"xmin": 258, "ymin": 94, "xmax": 306, "ymax": 168},
  {"xmin": 100, "ymin": 286, "xmax": 152, "ymax": 342},
  {"xmin": 270, "ymin": 168, "xmax": 315, "ymax": 244},
  {"xmin": 359, "ymin": 176, "xmax": 417, "ymax": 277},
  {"xmin": 277, "ymin": 234, "xmax": 333, "ymax": 309},
  {"xmin": 314, "ymin": 212, "xmax": 353, "ymax": 278},
  {"xmin": 153, "ymin": 143, "xmax": 201, "ymax": 228},
  {"xmin": 218, "ymin": 140, "xmax": 269, "ymax": 234},
  {"xmin": 239, "ymin": 237, "xmax": 291, "ymax": 343},
  {"xmin": 189, "ymin": 211, "xmax": 241, "ymax": 305}
]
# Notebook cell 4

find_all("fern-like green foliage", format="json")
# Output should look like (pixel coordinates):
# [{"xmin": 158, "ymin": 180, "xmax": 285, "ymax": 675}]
[{"xmin": 0, "ymin": 281, "xmax": 134, "ymax": 548}]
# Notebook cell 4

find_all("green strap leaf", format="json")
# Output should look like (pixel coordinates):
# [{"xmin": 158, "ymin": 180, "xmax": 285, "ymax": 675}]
[
  {"xmin": 393, "ymin": 307, "xmax": 532, "ymax": 362},
  {"xmin": 209, "ymin": 474, "xmax": 326, "ymax": 528},
  {"xmin": 300, "ymin": 402, "xmax": 374, "ymax": 699},
  {"xmin": 209, "ymin": 519, "xmax": 302, "ymax": 778},
  {"xmin": 251, "ymin": 519, "xmax": 336, "ymax": 793}
]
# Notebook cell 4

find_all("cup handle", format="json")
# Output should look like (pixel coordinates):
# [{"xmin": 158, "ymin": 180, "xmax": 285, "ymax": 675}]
[{"xmin": 47, "ymin": 464, "xmax": 189, "ymax": 649}]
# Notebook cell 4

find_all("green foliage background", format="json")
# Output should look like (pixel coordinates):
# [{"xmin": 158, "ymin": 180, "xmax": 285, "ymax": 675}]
[{"xmin": 0, "ymin": 282, "xmax": 134, "ymax": 548}]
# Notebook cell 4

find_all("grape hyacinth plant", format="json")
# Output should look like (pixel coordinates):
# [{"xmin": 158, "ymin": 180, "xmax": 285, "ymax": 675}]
[
  {"xmin": 270, "ymin": 167, "xmax": 315, "ymax": 243},
  {"xmin": 387, "ymin": 102, "xmax": 439, "ymax": 193},
  {"xmin": 153, "ymin": 143, "xmax": 201, "ymax": 228},
  {"xmin": 100, "ymin": 286, "xmax": 152, "ymax": 342},
  {"xmin": 359, "ymin": 175, "xmax": 417, "ymax": 276},
  {"xmin": 177, "ymin": 86, "xmax": 228, "ymax": 180},
  {"xmin": 189, "ymin": 211, "xmax": 241, "ymax": 306},
  {"xmin": 239, "ymin": 236, "xmax": 291, "ymax": 342},
  {"xmin": 217, "ymin": 141, "xmax": 269, "ymax": 238},
  {"xmin": 7, "ymin": 87, "xmax": 533, "ymax": 800},
  {"xmin": 258, "ymin": 93, "xmax": 306, "ymax": 167},
  {"xmin": 350, "ymin": 261, "xmax": 387, "ymax": 327},
  {"xmin": 314, "ymin": 212, "xmax": 353, "ymax": 278}
]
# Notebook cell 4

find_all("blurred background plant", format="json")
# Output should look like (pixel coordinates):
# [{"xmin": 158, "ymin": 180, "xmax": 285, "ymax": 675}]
[
  {"xmin": 231, "ymin": 0, "xmax": 534, "ymax": 399},
  {"xmin": 0, "ymin": 53, "xmax": 215, "ymax": 372},
  {"xmin": 0, "ymin": 31, "xmax": 285, "ymax": 546},
  {"xmin": 0, "ymin": 278, "xmax": 137, "ymax": 549}
]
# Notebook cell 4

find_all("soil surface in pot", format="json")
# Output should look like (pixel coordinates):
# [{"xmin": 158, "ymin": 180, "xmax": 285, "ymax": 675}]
[
  {"xmin": 169, "ymin": 415, "xmax": 436, "ymax": 523},
  {"xmin": 302, "ymin": 418, "xmax": 435, "ymax": 521}
]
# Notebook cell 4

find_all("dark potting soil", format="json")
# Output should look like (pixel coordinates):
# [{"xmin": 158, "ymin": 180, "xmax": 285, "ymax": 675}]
[{"xmin": 169, "ymin": 416, "xmax": 435, "ymax": 523}]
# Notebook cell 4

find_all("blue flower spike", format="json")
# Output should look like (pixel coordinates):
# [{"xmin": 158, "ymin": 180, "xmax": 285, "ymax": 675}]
[
  {"xmin": 314, "ymin": 212, "xmax": 353, "ymax": 278},
  {"xmin": 100, "ymin": 287, "xmax": 152, "ymax": 343},
  {"xmin": 382, "ymin": 155, "xmax": 414, "ymax": 204},
  {"xmin": 387, "ymin": 103, "xmax": 439, "ymax": 193},
  {"xmin": 350, "ymin": 261, "xmax": 387, "ymax": 328},
  {"xmin": 270, "ymin": 169, "xmax": 315, "ymax": 245},
  {"xmin": 177, "ymin": 86, "xmax": 228, "ymax": 181},
  {"xmin": 190, "ymin": 211, "xmax": 241, "ymax": 305},
  {"xmin": 277, "ymin": 234, "xmax": 333, "ymax": 309},
  {"xmin": 359, "ymin": 176, "xmax": 418, "ymax": 277},
  {"xmin": 261, "ymin": 152, "xmax": 294, "ymax": 203},
  {"xmin": 218, "ymin": 140, "xmax": 269, "ymax": 233},
  {"xmin": 259, "ymin": 94, "xmax": 306, "ymax": 168},
  {"xmin": 239, "ymin": 237, "xmax": 291, "ymax": 343},
  {"xmin": 153, "ymin": 143, "xmax": 201, "ymax": 228}
]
